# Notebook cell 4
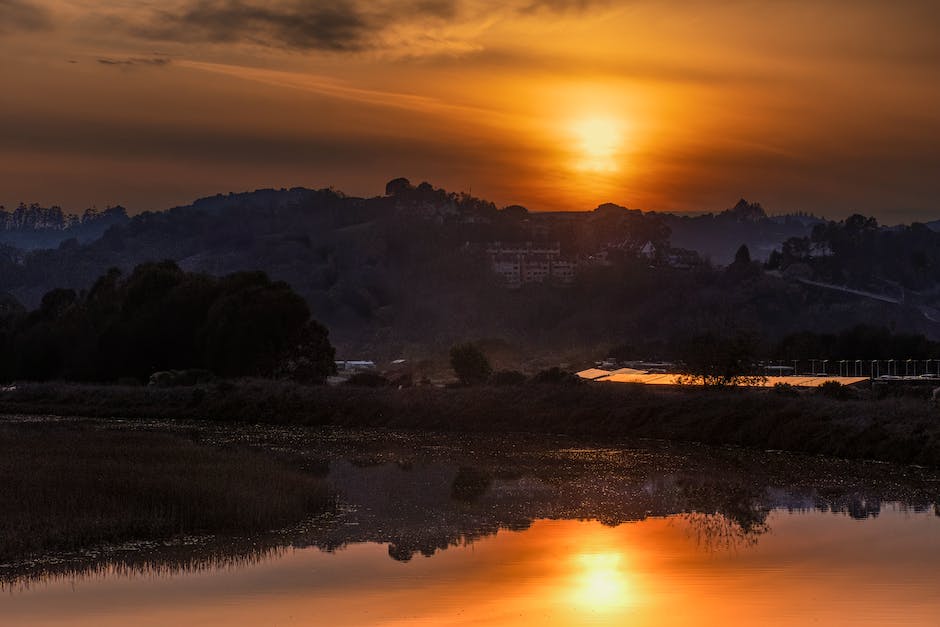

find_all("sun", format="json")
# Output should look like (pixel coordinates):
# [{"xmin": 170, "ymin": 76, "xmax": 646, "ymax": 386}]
[{"xmin": 569, "ymin": 116, "xmax": 625, "ymax": 173}]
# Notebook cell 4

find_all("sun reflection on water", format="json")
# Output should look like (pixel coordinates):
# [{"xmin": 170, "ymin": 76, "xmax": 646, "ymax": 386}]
[{"xmin": 569, "ymin": 552, "xmax": 634, "ymax": 613}]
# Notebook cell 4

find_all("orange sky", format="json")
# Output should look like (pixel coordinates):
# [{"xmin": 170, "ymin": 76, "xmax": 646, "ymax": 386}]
[{"xmin": 2, "ymin": 1, "xmax": 940, "ymax": 220}]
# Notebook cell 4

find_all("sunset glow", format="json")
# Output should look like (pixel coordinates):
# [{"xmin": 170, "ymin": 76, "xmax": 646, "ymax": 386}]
[
  {"xmin": 570, "ymin": 117, "xmax": 625, "ymax": 173},
  {"xmin": 570, "ymin": 552, "xmax": 634, "ymax": 611},
  {"xmin": 2, "ymin": 2, "xmax": 940, "ymax": 217}
]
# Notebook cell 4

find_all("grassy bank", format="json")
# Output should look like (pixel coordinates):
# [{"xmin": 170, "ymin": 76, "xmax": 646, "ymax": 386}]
[
  {"xmin": 1, "ymin": 381, "xmax": 939, "ymax": 466},
  {"xmin": 0, "ymin": 422, "xmax": 333, "ymax": 564}
]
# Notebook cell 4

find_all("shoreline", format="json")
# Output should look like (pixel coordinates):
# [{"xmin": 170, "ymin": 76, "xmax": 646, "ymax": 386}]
[{"xmin": 1, "ymin": 380, "xmax": 938, "ymax": 467}]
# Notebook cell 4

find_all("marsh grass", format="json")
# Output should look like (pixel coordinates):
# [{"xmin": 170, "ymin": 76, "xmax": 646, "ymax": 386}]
[
  {"xmin": 0, "ymin": 423, "xmax": 333, "ymax": 565},
  {"xmin": 1, "ymin": 380, "xmax": 939, "ymax": 466}
]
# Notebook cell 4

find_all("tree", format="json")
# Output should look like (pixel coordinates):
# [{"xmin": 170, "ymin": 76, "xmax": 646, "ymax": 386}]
[
  {"xmin": 727, "ymin": 244, "xmax": 760, "ymax": 280},
  {"xmin": 678, "ymin": 330, "xmax": 764, "ymax": 387},
  {"xmin": 449, "ymin": 343, "xmax": 492, "ymax": 385},
  {"xmin": 385, "ymin": 177, "xmax": 412, "ymax": 197},
  {"xmin": 2, "ymin": 264, "xmax": 336, "ymax": 383},
  {"xmin": 201, "ymin": 272, "xmax": 311, "ymax": 377},
  {"xmin": 275, "ymin": 320, "xmax": 337, "ymax": 383}
]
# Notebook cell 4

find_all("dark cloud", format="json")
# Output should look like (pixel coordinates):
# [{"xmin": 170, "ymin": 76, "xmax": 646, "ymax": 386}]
[
  {"xmin": 135, "ymin": 1, "xmax": 389, "ymax": 51},
  {"xmin": 116, "ymin": 0, "xmax": 609, "ymax": 54},
  {"xmin": 519, "ymin": 0, "xmax": 609, "ymax": 13},
  {"xmin": 0, "ymin": 0, "xmax": 52, "ymax": 34},
  {"xmin": 97, "ymin": 57, "xmax": 173, "ymax": 67}
]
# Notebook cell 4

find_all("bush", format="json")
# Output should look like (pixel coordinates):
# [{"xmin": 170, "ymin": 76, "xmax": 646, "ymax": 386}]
[
  {"xmin": 531, "ymin": 367, "xmax": 580, "ymax": 385},
  {"xmin": 773, "ymin": 382, "xmax": 800, "ymax": 397},
  {"xmin": 816, "ymin": 380, "xmax": 853, "ymax": 400},
  {"xmin": 344, "ymin": 372, "xmax": 389, "ymax": 387},
  {"xmin": 491, "ymin": 370, "xmax": 527, "ymax": 386},
  {"xmin": 450, "ymin": 343, "xmax": 492, "ymax": 385}
]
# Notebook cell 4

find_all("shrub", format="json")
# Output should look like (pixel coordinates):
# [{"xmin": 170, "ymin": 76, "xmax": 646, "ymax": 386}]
[
  {"xmin": 491, "ymin": 370, "xmax": 527, "ymax": 386},
  {"xmin": 531, "ymin": 367, "xmax": 580, "ymax": 385},
  {"xmin": 345, "ymin": 372, "xmax": 389, "ymax": 387},
  {"xmin": 816, "ymin": 380, "xmax": 853, "ymax": 400},
  {"xmin": 773, "ymin": 383, "xmax": 800, "ymax": 397},
  {"xmin": 449, "ymin": 343, "xmax": 492, "ymax": 385}
]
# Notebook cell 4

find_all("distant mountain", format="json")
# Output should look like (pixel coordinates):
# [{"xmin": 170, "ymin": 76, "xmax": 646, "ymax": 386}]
[{"xmin": 659, "ymin": 199, "xmax": 822, "ymax": 264}]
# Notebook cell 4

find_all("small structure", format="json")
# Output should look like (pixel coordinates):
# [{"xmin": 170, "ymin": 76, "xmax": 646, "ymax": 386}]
[
  {"xmin": 576, "ymin": 368, "xmax": 614, "ymax": 381},
  {"xmin": 335, "ymin": 360, "xmax": 377, "ymax": 372}
]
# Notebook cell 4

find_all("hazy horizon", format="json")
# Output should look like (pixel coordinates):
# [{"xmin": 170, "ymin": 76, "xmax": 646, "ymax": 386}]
[{"xmin": 2, "ymin": 1, "xmax": 940, "ymax": 221}]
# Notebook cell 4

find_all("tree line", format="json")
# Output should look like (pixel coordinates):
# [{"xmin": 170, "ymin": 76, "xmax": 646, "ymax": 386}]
[
  {"xmin": 768, "ymin": 213, "xmax": 940, "ymax": 291},
  {"xmin": 0, "ymin": 262, "xmax": 336, "ymax": 383}
]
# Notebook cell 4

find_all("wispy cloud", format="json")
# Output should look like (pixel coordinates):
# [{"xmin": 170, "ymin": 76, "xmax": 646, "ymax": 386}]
[
  {"xmin": 0, "ymin": 0, "xmax": 52, "ymax": 34},
  {"xmin": 97, "ymin": 56, "xmax": 172, "ymax": 67},
  {"xmin": 130, "ymin": 0, "xmax": 464, "ymax": 53},
  {"xmin": 176, "ymin": 59, "xmax": 517, "ymax": 125}
]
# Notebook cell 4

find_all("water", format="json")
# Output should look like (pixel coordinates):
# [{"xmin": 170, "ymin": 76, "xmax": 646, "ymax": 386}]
[{"xmin": 2, "ymin": 426, "xmax": 939, "ymax": 626}]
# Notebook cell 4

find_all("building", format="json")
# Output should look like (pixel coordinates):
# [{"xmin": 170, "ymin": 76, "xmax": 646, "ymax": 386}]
[
  {"xmin": 486, "ymin": 242, "xmax": 577, "ymax": 288},
  {"xmin": 335, "ymin": 360, "xmax": 377, "ymax": 372}
]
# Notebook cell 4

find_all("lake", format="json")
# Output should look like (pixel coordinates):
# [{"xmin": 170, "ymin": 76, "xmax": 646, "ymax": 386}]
[{"xmin": 2, "ymin": 425, "xmax": 939, "ymax": 626}]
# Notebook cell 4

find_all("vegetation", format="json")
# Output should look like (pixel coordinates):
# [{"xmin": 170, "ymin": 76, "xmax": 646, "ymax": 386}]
[
  {"xmin": 491, "ymin": 370, "xmax": 527, "ymax": 385},
  {"xmin": 816, "ymin": 380, "xmax": 855, "ymax": 400},
  {"xmin": 768, "ymin": 213, "xmax": 940, "ymax": 292},
  {"xmin": 2, "ymin": 381, "xmax": 939, "ymax": 467},
  {"xmin": 1, "ymin": 182, "xmax": 902, "ymax": 365},
  {"xmin": 450, "ymin": 343, "xmax": 492, "ymax": 385},
  {"xmin": 0, "ymin": 422, "xmax": 333, "ymax": 564},
  {"xmin": 0, "ymin": 262, "xmax": 336, "ymax": 383},
  {"xmin": 771, "ymin": 324, "xmax": 939, "ymax": 361},
  {"xmin": 0, "ymin": 204, "xmax": 128, "ymax": 250},
  {"xmin": 677, "ymin": 329, "xmax": 765, "ymax": 387}
]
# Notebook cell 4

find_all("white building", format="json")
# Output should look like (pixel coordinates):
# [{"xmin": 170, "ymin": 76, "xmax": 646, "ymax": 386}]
[{"xmin": 486, "ymin": 242, "xmax": 577, "ymax": 288}]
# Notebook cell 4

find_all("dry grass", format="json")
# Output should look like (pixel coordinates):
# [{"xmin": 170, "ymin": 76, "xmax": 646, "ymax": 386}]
[
  {"xmin": 0, "ymin": 422, "xmax": 333, "ymax": 563},
  {"xmin": 1, "ymin": 380, "xmax": 939, "ymax": 466}
]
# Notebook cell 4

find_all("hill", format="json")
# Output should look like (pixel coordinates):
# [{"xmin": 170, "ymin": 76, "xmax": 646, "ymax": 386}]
[{"xmin": 1, "ymin": 180, "xmax": 936, "ymax": 363}]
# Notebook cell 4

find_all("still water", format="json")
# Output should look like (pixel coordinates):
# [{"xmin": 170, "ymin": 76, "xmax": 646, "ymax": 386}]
[{"xmin": 3, "ymin": 426, "xmax": 940, "ymax": 626}]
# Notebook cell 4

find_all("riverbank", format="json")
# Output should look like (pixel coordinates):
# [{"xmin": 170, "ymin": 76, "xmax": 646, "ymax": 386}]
[
  {"xmin": 0, "ymin": 380, "xmax": 937, "ymax": 466},
  {"xmin": 0, "ymin": 421, "xmax": 334, "ymax": 572}
]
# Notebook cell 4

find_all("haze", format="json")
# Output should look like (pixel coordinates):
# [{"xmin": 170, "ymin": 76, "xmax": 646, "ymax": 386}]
[{"xmin": 2, "ymin": 0, "xmax": 939, "ymax": 220}]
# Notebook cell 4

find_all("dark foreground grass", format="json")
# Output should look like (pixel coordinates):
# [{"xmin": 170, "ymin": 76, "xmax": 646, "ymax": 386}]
[
  {"xmin": 1, "ymin": 380, "xmax": 939, "ymax": 466},
  {"xmin": 0, "ymin": 422, "xmax": 333, "ymax": 564}
]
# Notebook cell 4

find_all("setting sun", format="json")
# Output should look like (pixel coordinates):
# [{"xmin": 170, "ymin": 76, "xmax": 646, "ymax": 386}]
[{"xmin": 569, "ymin": 117, "xmax": 625, "ymax": 173}]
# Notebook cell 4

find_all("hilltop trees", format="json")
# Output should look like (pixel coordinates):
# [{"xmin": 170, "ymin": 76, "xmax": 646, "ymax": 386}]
[
  {"xmin": 0, "ymin": 204, "xmax": 128, "ymax": 250},
  {"xmin": 0, "ymin": 263, "xmax": 336, "ymax": 383},
  {"xmin": 767, "ymin": 213, "xmax": 940, "ymax": 291}
]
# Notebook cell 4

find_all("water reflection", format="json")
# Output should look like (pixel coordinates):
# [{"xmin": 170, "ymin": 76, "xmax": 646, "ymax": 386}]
[
  {"xmin": 570, "ymin": 552, "xmax": 634, "ymax": 611},
  {"xmin": 2, "ymin": 426, "xmax": 940, "ymax": 626}
]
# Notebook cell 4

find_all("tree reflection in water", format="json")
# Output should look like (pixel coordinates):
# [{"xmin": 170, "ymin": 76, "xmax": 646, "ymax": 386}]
[{"xmin": 4, "ymin": 424, "xmax": 939, "ymax": 587}]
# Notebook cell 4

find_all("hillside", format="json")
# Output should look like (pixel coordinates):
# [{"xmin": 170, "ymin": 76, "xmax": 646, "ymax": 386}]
[{"xmin": 1, "ymin": 180, "xmax": 937, "ymax": 363}]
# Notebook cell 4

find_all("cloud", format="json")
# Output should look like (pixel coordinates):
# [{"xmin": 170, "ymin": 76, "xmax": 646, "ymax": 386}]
[
  {"xmin": 519, "ymin": 0, "xmax": 609, "ymax": 13},
  {"xmin": 133, "ymin": 0, "xmax": 460, "ymax": 52},
  {"xmin": 97, "ymin": 57, "xmax": 173, "ymax": 67},
  {"xmin": 0, "ymin": 0, "xmax": 52, "ymax": 34},
  {"xmin": 124, "ymin": 0, "xmax": 607, "ymax": 56}
]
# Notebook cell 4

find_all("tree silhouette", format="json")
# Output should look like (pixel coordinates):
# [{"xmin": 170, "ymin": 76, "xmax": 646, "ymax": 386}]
[
  {"xmin": 450, "ymin": 343, "xmax": 492, "ymax": 385},
  {"xmin": 0, "ymin": 263, "xmax": 335, "ymax": 383}
]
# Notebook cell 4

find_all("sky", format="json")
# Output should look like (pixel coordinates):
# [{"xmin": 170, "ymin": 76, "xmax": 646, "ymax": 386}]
[{"xmin": 1, "ymin": 1, "xmax": 940, "ymax": 221}]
